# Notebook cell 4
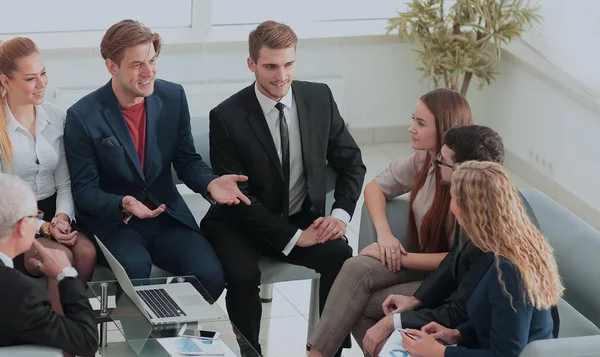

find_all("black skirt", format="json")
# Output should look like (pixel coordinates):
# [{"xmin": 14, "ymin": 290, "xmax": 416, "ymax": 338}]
[{"xmin": 13, "ymin": 192, "xmax": 80, "ymax": 273}]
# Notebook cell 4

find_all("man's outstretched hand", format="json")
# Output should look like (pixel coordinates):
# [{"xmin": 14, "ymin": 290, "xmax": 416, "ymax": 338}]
[
  {"xmin": 122, "ymin": 196, "xmax": 166, "ymax": 219},
  {"xmin": 207, "ymin": 175, "xmax": 252, "ymax": 206}
]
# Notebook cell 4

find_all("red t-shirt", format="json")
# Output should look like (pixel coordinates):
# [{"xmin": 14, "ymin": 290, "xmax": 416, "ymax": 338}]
[
  {"xmin": 121, "ymin": 100, "xmax": 155, "ymax": 211},
  {"xmin": 121, "ymin": 100, "xmax": 147, "ymax": 169}
]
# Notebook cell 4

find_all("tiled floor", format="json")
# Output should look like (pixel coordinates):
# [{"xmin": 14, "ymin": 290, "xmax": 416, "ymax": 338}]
[{"xmin": 99, "ymin": 142, "xmax": 532, "ymax": 357}]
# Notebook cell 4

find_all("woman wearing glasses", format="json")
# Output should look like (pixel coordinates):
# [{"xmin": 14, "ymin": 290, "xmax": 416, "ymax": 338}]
[
  {"xmin": 0, "ymin": 37, "xmax": 96, "ymax": 312},
  {"xmin": 308, "ymin": 88, "xmax": 473, "ymax": 357}
]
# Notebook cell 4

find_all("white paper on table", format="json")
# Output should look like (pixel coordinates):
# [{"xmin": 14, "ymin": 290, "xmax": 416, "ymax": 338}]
[
  {"xmin": 378, "ymin": 329, "xmax": 415, "ymax": 357},
  {"xmin": 156, "ymin": 337, "xmax": 237, "ymax": 357}
]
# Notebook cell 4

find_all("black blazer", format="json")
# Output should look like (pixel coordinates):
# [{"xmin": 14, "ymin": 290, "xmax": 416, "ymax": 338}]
[
  {"xmin": 414, "ymin": 191, "xmax": 539, "ymax": 306},
  {"xmin": 445, "ymin": 259, "xmax": 554, "ymax": 357},
  {"xmin": 0, "ymin": 261, "xmax": 98, "ymax": 356},
  {"xmin": 202, "ymin": 81, "xmax": 366, "ymax": 250},
  {"xmin": 64, "ymin": 80, "xmax": 217, "ymax": 239},
  {"xmin": 410, "ymin": 191, "xmax": 558, "ymax": 332}
]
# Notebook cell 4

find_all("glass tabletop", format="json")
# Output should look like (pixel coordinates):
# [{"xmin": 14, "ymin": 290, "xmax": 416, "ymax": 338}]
[{"xmin": 89, "ymin": 276, "xmax": 260, "ymax": 357}]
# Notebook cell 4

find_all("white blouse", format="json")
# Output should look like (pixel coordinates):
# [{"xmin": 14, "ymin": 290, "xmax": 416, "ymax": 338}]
[{"xmin": 0, "ymin": 102, "xmax": 75, "ymax": 232}]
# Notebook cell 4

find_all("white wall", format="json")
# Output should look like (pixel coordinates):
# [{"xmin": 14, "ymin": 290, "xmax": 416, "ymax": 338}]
[
  {"xmin": 43, "ymin": 35, "xmax": 490, "ymax": 135},
  {"xmin": 39, "ymin": 31, "xmax": 600, "ymax": 224},
  {"xmin": 482, "ymin": 51, "xmax": 600, "ymax": 220}
]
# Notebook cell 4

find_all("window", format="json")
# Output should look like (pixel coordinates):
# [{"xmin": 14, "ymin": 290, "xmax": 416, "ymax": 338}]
[
  {"xmin": 211, "ymin": 0, "xmax": 401, "ymax": 25},
  {"xmin": 0, "ymin": 0, "xmax": 193, "ymax": 35}
]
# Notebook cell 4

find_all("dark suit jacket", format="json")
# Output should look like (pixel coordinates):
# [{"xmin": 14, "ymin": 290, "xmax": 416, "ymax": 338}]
[
  {"xmin": 64, "ymin": 80, "xmax": 217, "ymax": 239},
  {"xmin": 413, "ymin": 191, "xmax": 539, "ymax": 306},
  {"xmin": 403, "ymin": 191, "xmax": 563, "ymax": 336},
  {"xmin": 202, "ymin": 81, "xmax": 366, "ymax": 251},
  {"xmin": 445, "ymin": 259, "xmax": 554, "ymax": 357},
  {"xmin": 0, "ymin": 261, "xmax": 98, "ymax": 356}
]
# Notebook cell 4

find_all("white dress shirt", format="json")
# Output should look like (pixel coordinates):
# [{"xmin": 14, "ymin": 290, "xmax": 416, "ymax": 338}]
[
  {"xmin": 0, "ymin": 102, "xmax": 75, "ymax": 233},
  {"xmin": 393, "ymin": 313, "xmax": 402, "ymax": 329},
  {"xmin": 0, "ymin": 251, "xmax": 13, "ymax": 268},
  {"xmin": 254, "ymin": 84, "xmax": 350, "ymax": 255}
]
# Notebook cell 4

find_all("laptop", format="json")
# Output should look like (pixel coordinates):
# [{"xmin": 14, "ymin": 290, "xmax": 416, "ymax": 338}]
[{"xmin": 94, "ymin": 235, "xmax": 225, "ymax": 325}]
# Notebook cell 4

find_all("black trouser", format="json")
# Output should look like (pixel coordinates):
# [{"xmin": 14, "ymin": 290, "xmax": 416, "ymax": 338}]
[{"xmin": 202, "ymin": 209, "xmax": 353, "ymax": 355}]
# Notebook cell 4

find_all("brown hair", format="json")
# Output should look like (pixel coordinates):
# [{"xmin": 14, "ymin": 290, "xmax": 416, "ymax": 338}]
[
  {"xmin": 248, "ymin": 21, "xmax": 298, "ymax": 62},
  {"xmin": 408, "ymin": 88, "xmax": 473, "ymax": 253},
  {"xmin": 100, "ymin": 19, "xmax": 162, "ymax": 65},
  {"xmin": 452, "ymin": 161, "xmax": 563, "ymax": 310},
  {"xmin": 0, "ymin": 37, "xmax": 39, "ymax": 170}
]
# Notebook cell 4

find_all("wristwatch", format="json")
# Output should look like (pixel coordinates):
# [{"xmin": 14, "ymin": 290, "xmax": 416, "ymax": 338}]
[{"xmin": 56, "ymin": 266, "xmax": 78, "ymax": 283}]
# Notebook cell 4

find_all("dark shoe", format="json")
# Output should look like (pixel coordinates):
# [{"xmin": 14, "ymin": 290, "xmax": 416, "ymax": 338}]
[{"xmin": 238, "ymin": 337, "xmax": 262, "ymax": 357}]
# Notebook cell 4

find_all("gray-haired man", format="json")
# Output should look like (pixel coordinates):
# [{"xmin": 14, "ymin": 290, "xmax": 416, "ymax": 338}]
[{"xmin": 0, "ymin": 173, "xmax": 98, "ymax": 356}]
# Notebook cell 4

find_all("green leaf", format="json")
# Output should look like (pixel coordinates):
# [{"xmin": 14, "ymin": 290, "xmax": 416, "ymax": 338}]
[{"xmin": 386, "ymin": 0, "xmax": 539, "ymax": 95}]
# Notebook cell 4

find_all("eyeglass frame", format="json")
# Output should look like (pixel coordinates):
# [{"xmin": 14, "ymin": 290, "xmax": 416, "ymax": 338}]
[
  {"xmin": 434, "ymin": 152, "xmax": 453, "ymax": 169},
  {"xmin": 21, "ymin": 210, "xmax": 44, "ymax": 222}
]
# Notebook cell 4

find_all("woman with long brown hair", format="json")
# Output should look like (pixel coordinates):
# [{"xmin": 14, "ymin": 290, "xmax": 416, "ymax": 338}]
[
  {"xmin": 0, "ymin": 37, "xmax": 96, "ymax": 312},
  {"xmin": 308, "ymin": 88, "xmax": 473, "ymax": 357},
  {"xmin": 399, "ymin": 161, "xmax": 563, "ymax": 357}
]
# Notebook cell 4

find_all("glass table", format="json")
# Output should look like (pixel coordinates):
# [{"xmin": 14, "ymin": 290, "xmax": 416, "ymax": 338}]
[{"xmin": 89, "ymin": 276, "xmax": 260, "ymax": 357}]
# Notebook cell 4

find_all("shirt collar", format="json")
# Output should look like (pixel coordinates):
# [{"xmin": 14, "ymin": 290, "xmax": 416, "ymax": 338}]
[
  {"xmin": 6, "ymin": 104, "xmax": 51, "ymax": 133},
  {"xmin": 0, "ymin": 251, "xmax": 13, "ymax": 269},
  {"xmin": 254, "ymin": 82, "xmax": 293, "ymax": 118}
]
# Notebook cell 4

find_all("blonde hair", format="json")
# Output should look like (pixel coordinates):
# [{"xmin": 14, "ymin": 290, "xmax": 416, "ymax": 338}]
[
  {"xmin": 0, "ymin": 37, "xmax": 39, "ymax": 170},
  {"xmin": 451, "ymin": 161, "xmax": 564, "ymax": 310}
]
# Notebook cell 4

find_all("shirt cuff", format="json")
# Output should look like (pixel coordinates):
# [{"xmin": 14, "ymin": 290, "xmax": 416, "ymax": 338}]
[
  {"xmin": 393, "ymin": 313, "xmax": 403, "ymax": 329},
  {"xmin": 331, "ymin": 208, "xmax": 351, "ymax": 226},
  {"xmin": 282, "ymin": 229, "xmax": 302, "ymax": 256},
  {"xmin": 36, "ymin": 219, "xmax": 45, "ymax": 235}
]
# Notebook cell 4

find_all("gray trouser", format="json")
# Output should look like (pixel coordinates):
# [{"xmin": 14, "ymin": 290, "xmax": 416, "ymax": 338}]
[{"xmin": 308, "ymin": 256, "xmax": 427, "ymax": 357}]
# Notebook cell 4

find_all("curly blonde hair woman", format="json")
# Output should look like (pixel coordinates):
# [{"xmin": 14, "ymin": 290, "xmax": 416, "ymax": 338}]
[{"xmin": 399, "ymin": 161, "xmax": 564, "ymax": 357}]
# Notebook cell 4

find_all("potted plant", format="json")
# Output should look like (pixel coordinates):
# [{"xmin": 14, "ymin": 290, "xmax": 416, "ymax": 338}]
[{"xmin": 387, "ymin": 0, "xmax": 540, "ymax": 95}]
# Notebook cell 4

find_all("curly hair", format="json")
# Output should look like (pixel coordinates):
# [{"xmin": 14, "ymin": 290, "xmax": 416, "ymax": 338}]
[{"xmin": 451, "ymin": 161, "xmax": 564, "ymax": 310}]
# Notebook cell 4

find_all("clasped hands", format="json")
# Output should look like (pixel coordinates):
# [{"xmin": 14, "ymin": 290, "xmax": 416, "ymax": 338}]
[
  {"xmin": 296, "ymin": 216, "xmax": 346, "ymax": 247},
  {"xmin": 45, "ymin": 214, "xmax": 77, "ymax": 246}
]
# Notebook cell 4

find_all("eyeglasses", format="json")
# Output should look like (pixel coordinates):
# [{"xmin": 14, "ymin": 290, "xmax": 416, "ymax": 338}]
[
  {"xmin": 434, "ymin": 152, "xmax": 453, "ymax": 169},
  {"xmin": 23, "ymin": 210, "xmax": 44, "ymax": 221}
]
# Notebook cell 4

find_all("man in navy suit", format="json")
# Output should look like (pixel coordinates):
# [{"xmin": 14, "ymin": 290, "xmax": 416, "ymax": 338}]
[{"xmin": 63, "ymin": 20, "xmax": 250, "ymax": 299}]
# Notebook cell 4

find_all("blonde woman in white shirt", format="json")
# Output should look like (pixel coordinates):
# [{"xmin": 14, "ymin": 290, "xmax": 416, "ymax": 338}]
[{"xmin": 0, "ymin": 37, "xmax": 96, "ymax": 312}]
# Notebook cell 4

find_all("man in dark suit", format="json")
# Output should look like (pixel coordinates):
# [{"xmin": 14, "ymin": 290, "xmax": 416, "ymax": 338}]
[
  {"xmin": 64, "ymin": 20, "xmax": 250, "ymax": 300},
  {"xmin": 0, "ymin": 173, "xmax": 98, "ymax": 356},
  {"xmin": 363, "ymin": 125, "xmax": 559, "ymax": 355},
  {"xmin": 201, "ymin": 21, "xmax": 366, "ymax": 355}
]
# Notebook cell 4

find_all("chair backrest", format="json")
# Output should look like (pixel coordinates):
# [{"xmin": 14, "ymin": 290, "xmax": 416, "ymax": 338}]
[
  {"xmin": 172, "ymin": 132, "xmax": 210, "ymax": 185},
  {"xmin": 520, "ymin": 188, "xmax": 600, "ymax": 329},
  {"xmin": 358, "ymin": 193, "xmax": 410, "ymax": 252}
]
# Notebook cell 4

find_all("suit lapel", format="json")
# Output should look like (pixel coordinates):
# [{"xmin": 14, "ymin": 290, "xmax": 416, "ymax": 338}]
[
  {"xmin": 245, "ymin": 86, "xmax": 284, "ymax": 180},
  {"xmin": 101, "ymin": 104, "xmax": 145, "ymax": 181},
  {"xmin": 292, "ymin": 82, "xmax": 313, "ymax": 173},
  {"xmin": 451, "ymin": 225, "xmax": 465, "ymax": 277},
  {"xmin": 143, "ymin": 95, "xmax": 162, "ymax": 183}
]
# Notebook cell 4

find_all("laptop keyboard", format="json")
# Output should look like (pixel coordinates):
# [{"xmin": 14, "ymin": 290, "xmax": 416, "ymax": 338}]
[{"xmin": 137, "ymin": 288, "xmax": 187, "ymax": 319}]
